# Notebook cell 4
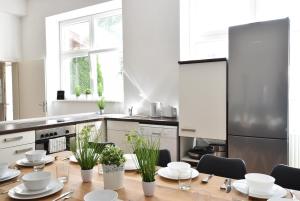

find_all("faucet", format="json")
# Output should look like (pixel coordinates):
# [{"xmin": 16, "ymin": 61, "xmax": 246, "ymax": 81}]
[{"xmin": 128, "ymin": 106, "xmax": 133, "ymax": 116}]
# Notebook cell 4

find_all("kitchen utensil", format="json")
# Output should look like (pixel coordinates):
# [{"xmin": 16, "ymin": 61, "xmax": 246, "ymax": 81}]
[
  {"xmin": 157, "ymin": 167, "xmax": 199, "ymax": 180},
  {"xmin": 84, "ymin": 189, "xmax": 118, "ymax": 201},
  {"xmin": 25, "ymin": 150, "xmax": 46, "ymax": 163},
  {"xmin": 201, "ymin": 174, "xmax": 213, "ymax": 184},
  {"xmin": 245, "ymin": 173, "xmax": 275, "ymax": 195},
  {"xmin": 22, "ymin": 171, "xmax": 51, "ymax": 191},
  {"xmin": 226, "ymin": 178, "xmax": 232, "ymax": 193},
  {"xmin": 220, "ymin": 178, "xmax": 228, "ymax": 190},
  {"xmin": 52, "ymin": 191, "xmax": 73, "ymax": 201}
]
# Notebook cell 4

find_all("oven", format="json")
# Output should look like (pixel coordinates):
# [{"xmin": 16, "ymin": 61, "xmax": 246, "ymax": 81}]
[{"xmin": 35, "ymin": 125, "xmax": 76, "ymax": 154}]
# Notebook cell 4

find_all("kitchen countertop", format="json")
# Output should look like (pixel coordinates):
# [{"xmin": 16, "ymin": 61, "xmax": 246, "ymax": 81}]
[{"xmin": 0, "ymin": 113, "xmax": 178, "ymax": 135}]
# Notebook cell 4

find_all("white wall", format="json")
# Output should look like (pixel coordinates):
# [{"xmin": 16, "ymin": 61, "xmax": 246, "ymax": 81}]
[
  {"xmin": 0, "ymin": 0, "xmax": 27, "ymax": 16},
  {"xmin": 20, "ymin": 0, "xmax": 180, "ymax": 117},
  {"xmin": 123, "ymin": 0, "xmax": 179, "ymax": 115},
  {"xmin": 0, "ymin": 12, "xmax": 22, "ymax": 61}
]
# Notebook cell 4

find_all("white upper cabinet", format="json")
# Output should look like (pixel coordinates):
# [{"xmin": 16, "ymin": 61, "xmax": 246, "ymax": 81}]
[{"xmin": 179, "ymin": 61, "xmax": 227, "ymax": 140}]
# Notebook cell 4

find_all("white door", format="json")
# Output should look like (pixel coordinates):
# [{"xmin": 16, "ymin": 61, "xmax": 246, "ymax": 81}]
[{"xmin": 19, "ymin": 60, "xmax": 47, "ymax": 118}]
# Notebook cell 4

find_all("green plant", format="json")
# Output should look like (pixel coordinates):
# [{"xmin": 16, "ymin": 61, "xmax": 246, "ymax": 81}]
[
  {"xmin": 96, "ymin": 56, "xmax": 104, "ymax": 97},
  {"xmin": 71, "ymin": 126, "xmax": 102, "ymax": 170},
  {"xmin": 99, "ymin": 145, "xmax": 126, "ymax": 167},
  {"xmin": 75, "ymin": 86, "xmax": 81, "ymax": 97},
  {"xmin": 85, "ymin": 88, "xmax": 92, "ymax": 95},
  {"xmin": 97, "ymin": 97, "xmax": 105, "ymax": 110},
  {"xmin": 127, "ymin": 131, "xmax": 160, "ymax": 182}
]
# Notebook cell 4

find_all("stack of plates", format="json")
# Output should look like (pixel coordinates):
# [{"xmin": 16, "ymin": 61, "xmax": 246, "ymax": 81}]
[
  {"xmin": 16, "ymin": 156, "xmax": 55, "ymax": 167},
  {"xmin": 8, "ymin": 180, "xmax": 64, "ymax": 200},
  {"xmin": 0, "ymin": 169, "xmax": 20, "ymax": 182},
  {"xmin": 157, "ymin": 167, "xmax": 199, "ymax": 180},
  {"xmin": 124, "ymin": 154, "xmax": 139, "ymax": 170},
  {"xmin": 232, "ymin": 179, "xmax": 287, "ymax": 199}
]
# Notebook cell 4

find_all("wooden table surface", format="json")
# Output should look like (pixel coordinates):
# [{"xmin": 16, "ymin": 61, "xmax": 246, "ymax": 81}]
[{"xmin": 0, "ymin": 152, "xmax": 297, "ymax": 201}]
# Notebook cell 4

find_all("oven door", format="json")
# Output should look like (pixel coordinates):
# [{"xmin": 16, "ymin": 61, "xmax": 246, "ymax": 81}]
[{"xmin": 35, "ymin": 134, "xmax": 76, "ymax": 154}]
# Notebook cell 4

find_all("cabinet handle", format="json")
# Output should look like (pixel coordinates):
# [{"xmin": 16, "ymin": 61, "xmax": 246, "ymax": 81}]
[
  {"xmin": 15, "ymin": 147, "xmax": 33, "ymax": 154},
  {"xmin": 152, "ymin": 132, "xmax": 161, "ymax": 136},
  {"xmin": 181, "ymin": 128, "xmax": 196, "ymax": 132},
  {"xmin": 4, "ymin": 136, "xmax": 23, "ymax": 142}
]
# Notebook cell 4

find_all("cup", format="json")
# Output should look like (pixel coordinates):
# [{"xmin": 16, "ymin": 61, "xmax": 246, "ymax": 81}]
[
  {"xmin": 56, "ymin": 161, "xmax": 69, "ymax": 183},
  {"xmin": 33, "ymin": 161, "xmax": 45, "ymax": 172},
  {"xmin": 178, "ymin": 168, "xmax": 192, "ymax": 190}
]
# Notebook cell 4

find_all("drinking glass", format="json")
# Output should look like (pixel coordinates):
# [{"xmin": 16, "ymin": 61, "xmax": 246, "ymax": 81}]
[
  {"xmin": 56, "ymin": 160, "xmax": 69, "ymax": 183},
  {"xmin": 178, "ymin": 168, "xmax": 192, "ymax": 190},
  {"xmin": 33, "ymin": 161, "xmax": 45, "ymax": 172}
]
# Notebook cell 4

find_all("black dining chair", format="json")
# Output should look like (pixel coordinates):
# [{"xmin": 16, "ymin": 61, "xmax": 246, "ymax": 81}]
[
  {"xmin": 271, "ymin": 164, "xmax": 300, "ymax": 191},
  {"xmin": 157, "ymin": 149, "xmax": 172, "ymax": 167},
  {"xmin": 196, "ymin": 154, "xmax": 247, "ymax": 179}
]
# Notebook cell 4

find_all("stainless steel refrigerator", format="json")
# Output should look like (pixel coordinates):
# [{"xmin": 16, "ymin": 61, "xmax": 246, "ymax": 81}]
[{"xmin": 228, "ymin": 18, "xmax": 289, "ymax": 174}]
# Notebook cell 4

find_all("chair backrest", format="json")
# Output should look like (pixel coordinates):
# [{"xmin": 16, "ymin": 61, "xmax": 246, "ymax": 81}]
[
  {"xmin": 157, "ymin": 149, "xmax": 171, "ymax": 167},
  {"xmin": 196, "ymin": 154, "xmax": 246, "ymax": 179},
  {"xmin": 271, "ymin": 164, "xmax": 300, "ymax": 191}
]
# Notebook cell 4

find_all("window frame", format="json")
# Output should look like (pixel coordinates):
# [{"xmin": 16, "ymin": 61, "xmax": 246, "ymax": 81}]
[{"xmin": 58, "ymin": 9, "xmax": 123, "ymax": 102}]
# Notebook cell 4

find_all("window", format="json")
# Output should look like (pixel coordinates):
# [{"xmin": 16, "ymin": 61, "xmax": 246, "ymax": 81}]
[{"xmin": 60, "ymin": 9, "xmax": 123, "ymax": 102}]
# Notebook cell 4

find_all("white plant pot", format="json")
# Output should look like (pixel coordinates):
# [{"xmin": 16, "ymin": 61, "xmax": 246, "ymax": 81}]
[
  {"xmin": 81, "ymin": 169, "xmax": 93, "ymax": 182},
  {"xmin": 99, "ymin": 109, "xmax": 104, "ymax": 115},
  {"xmin": 102, "ymin": 165, "xmax": 124, "ymax": 190},
  {"xmin": 142, "ymin": 181, "xmax": 155, "ymax": 197}
]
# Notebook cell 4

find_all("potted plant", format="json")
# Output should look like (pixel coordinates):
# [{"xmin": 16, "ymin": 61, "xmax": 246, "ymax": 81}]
[
  {"xmin": 99, "ymin": 145, "xmax": 126, "ymax": 190},
  {"xmin": 71, "ymin": 126, "xmax": 102, "ymax": 182},
  {"xmin": 127, "ymin": 131, "xmax": 160, "ymax": 196},
  {"xmin": 97, "ymin": 97, "xmax": 105, "ymax": 115},
  {"xmin": 85, "ymin": 88, "xmax": 92, "ymax": 99},
  {"xmin": 75, "ymin": 86, "xmax": 81, "ymax": 98}
]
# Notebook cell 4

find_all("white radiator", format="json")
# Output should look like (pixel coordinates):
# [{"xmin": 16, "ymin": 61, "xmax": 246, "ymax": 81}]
[{"xmin": 289, "ymin": 134, "xmax": 300, "ymax": 168}]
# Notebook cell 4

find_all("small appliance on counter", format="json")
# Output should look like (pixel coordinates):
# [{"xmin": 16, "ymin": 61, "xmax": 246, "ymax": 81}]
[
  {"xmin": 187, "ymin": 143, "xmax": 227, "ymax": 160},
  {"xmin": 150, "ymin": 102, "xmax": 162, "ymax": 117},
  {"xmin": 162, "ymin": 105, "xmax": 177, "ymax": 118}
]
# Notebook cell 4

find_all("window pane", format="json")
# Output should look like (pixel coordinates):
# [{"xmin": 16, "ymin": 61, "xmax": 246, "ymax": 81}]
[
  {"xmin": 63, "ymin": 56, "xmax": 92, "ymax": 95},
  {"xmin": 90, "ymin": 51, "xmax": 123, "ymax": 102},
  {"xmin": 93, "ymin": 14, "xmax": 122, "ymax": 49},
  {"xmin": 61, "ymin": 21, "xmax": 90, "ymax": 51}
]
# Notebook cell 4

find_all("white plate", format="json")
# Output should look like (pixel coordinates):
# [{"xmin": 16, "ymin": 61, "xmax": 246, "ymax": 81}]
[
  {"xmin": 157, "ymin": 167, "xmax": 199, "ymax": 180},
  {"xmin": 69, "ymin": 155, "xmax": 78, "ymax": 163},
  {"xmin": 0, "ymin": 169, "xmax": 21, "ymax": 182},
  {"xmin": 8, "ymin": 179, "xmax": 63, "ymax": 200},
  {"xmin": 268, "ymin": 198, "xmax": 293, "ymax": 201},
  {"xmin": 84, "ymin": 189, "xmax": 118, "ymax": 201},
  {"xmin": 233, "ymin": 179, "xmax": 287, "ymax": 199},
  {"xmin": 14, "ymin": 180, "xmax": 56, "ymax": 196},
  {"xmin": 124, "ymin": 154, "xmax": 139, "ymax": 170},
  {"xmin": 16, "ymin": 155, "xmax": 55, "ymax": 167}
]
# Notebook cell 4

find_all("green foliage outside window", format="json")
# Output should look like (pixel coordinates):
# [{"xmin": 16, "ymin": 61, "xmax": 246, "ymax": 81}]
[
  {"xmin": 70, "ymin": 57, "xmax": 91, "ymax": 95},
  {"xmin": 97, "ymin": 56, "xmax": 104, "ymax": 97}
]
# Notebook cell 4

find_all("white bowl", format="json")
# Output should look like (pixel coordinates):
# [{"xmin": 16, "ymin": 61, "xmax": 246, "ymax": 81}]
[
  {"xmin": 0, "ymin": 163, "xmax": 8, "ymax": 177},
  {"xmin": 167, "ymin": 162, "xmax": 191, "ymax": 173},
  {"xmin": 25, "ymin": 150, "xmax": 46, "ymax": 162},
  {"xmin": 245, "ymin": 173, "xmax": 275, "ymax": 194},
  {"xmin": 22, "ymin": 171, "xmax": 51, "ymax": 191},
  {"xmin": 84, "ymin": 190, "xmax": 118, "ymax": 201}
]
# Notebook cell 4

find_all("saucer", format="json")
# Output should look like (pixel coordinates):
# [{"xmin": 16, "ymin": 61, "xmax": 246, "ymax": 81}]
[
  {"xmin": 8, "ymin": 179, "xmax": 63, "ymax": 200},
  {"xmin": 157, "ymin": 167, "xmax": 199, "ymax": 180},
  {"xmin": 233, "ymin": 179, "xmax": 287, "ymax": 199},
  {"xmin": 84, "ymin": 190, "xmax": 118, "ymax": 201},
  {"xmin": 14, "ymin": 180, "xmax": 56, "ymax": 195},
  {"xmin": 0, "ymin": 169, "xmax": 21, "ymax": 182},
  {"xmin": 16, "ymin": 155, "xmax": 54, "ymax": 167},
  {"xmin": 69, "ymin": 155, "xmax": 78, "ymax": 163}
]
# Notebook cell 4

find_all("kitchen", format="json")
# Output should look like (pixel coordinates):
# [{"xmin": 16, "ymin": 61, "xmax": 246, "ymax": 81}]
[{"xmin": 0, "ymin": 0, "xmax": 299, "ymax": 200}]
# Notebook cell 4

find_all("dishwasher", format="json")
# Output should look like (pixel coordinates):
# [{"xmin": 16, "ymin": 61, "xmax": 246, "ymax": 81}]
[{"xmin": 139, "ymin": 124, "xmax": 178, "ymax": 161}]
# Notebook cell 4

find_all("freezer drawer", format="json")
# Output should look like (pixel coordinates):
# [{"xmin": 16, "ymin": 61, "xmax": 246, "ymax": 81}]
[{"xmin": 228, "ymin": 135, "xmax": 287, "ymax": 174}]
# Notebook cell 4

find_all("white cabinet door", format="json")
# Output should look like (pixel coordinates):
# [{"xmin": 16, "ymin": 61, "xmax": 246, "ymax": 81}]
[
  {"xmin": 0, "ymin": 131, "xmax": 35, "ymax": 149},
  {"xmin": 179, "ymin": 61, "xmax": 227, "ymax": 140},
  {"xmin": 107, "ymin": 130, "xmax": 132, "ymax": 153},
  {"xmin": 0, "ymin": 143, "xmax": 35, "ymax": 164}
]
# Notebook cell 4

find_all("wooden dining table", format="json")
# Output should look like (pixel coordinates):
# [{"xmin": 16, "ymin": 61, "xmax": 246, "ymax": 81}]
[{"xmin": 0, "ymin": 151, "xmax": 298, "ymax": 201}]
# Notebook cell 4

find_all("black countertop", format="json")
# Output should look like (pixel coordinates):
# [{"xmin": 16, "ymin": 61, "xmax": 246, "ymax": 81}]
[{"xmin": 0, "ymin": 113, "xmax": 178, "ymax": 135}]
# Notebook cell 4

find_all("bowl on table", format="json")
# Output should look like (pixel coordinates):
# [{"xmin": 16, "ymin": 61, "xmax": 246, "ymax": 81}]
[
  {"xmin": 167, "ymin": 162, "xmax": 191, "ymax": 177},
  {"xmin": 25, "ymin": 150, "xmax": 46, "ymax": 163},
  {"xmin": 245, "ymin": 173, "xmax": 275, "ymax": 194},
  {"xmin": 84, "ymin": 190, "xmax": 118, "ymax": 201},
  {"xmin": 0, "ymin": 163, "xmax": 8, "ymax": 177},
  {"xmin": 22, "ymin": 171, "xmax": 51, "ymax": 191}
]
